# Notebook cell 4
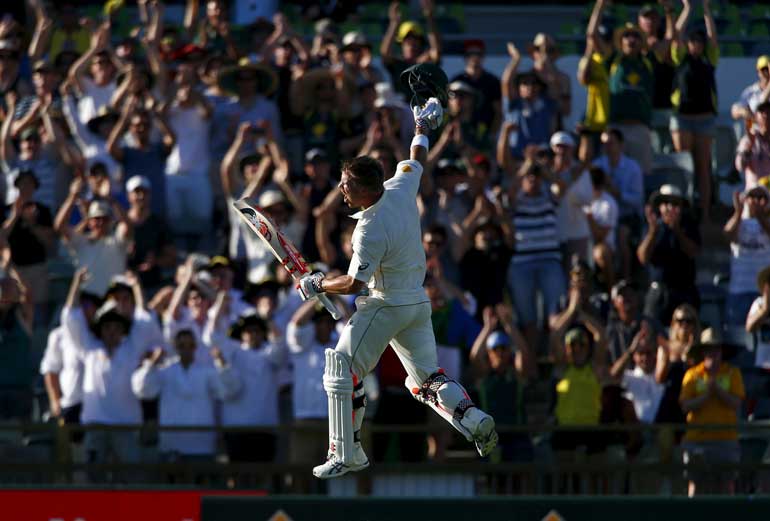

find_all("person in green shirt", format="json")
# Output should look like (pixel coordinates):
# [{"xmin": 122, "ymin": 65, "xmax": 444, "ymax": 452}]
[
  {"xmin": 469, "ymin": 305, "xmax": 535, "ymax": 462},
  {"xmin": 669, "ymin": 0, "xmax": 719, "ymax": 223},
  {"xmin": 586, "ymin": 0, "xmax": 656, "ymax": 175}
]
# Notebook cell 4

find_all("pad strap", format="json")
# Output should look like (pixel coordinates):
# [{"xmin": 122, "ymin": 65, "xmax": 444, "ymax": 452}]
[{"xmin": 417, "ymin": 370, "xmax": 475, "ymax": 419}]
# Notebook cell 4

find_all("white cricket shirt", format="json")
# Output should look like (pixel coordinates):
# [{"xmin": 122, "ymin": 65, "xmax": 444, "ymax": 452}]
[
  {"xmin": 131, "ymin": 359, "xmax": 240, "ymax": 455},
  {"xmin": 348, "ymin": 160, "xmax": 429, "ymax": 305}
]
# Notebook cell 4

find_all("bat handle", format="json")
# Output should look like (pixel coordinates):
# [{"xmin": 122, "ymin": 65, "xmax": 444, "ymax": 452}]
[{"xmin": 318, "ymin": 293, "xmax": 342, "ymax": 320}]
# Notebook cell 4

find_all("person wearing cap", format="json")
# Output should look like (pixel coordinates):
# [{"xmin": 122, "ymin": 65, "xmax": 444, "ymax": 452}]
[
  {"xmin": 104, "ymin": 273, "xmax": 165, "ymax": 354},
  {"xmin": 61, "ymin": 268, "xmax": 144, "ymax": 477},
  {"xmin": 551, "ymin": 324, "xmax": 606, "ymax": 454},
  {"xmin": 638, "ymin": 184, "xmax": 701, "ymax": 323},
  {"xmin": 445, "ymin": 80, "xmax": 490, "ymax": 155},
  {"xmin": 298, "ymin": 147, "xmax": 336, "ymax": 262},
  {"xmin": 669, "ymin": 0, "xmax": 720, "ymax": 222},
  {"xmin": 529, "ymin": 33, "xmax": 571, "ymax": 126},
  {"xmin": 549, "ymin": 130, "xmax": 593, "ymax": 264},
  {"xmin": 1, "ymin": 89, "xmax": 73, "ymax": 211},
  {"xmin": 732, "ymin": 55, "xmax": 770, "ymax": 123},
  {"xmin": 381, "ymin": 0, "xmax": 441, "ymax": 100},
  {"xmin": 501, "ymin": 42, "xmax": 557, "ymax": 162},
  {"xmin": 3, "ymin": 168, "xmax": 54, "ymax": 318},
  {"xmin": 586, "ymin": 0, "xmax": 655, "ymax": 175},
  {"xmin": 131, "ymin": 330, "xmax": 239, "ymax": 463},
  {"xmin": 745, "ymin": 265, "xmax": 770, "ymax": 369},
  {"xmin": 340, "ymin": 31, "xmax": 383, "ymax": 86},
  {"xmin": 469, "ymin": 306, "xmax": 535, "ymax": 462},
  {"xmin": 724, "ymin": 184, "xmax": 770, "ymax": 326},
  {"xmin": 585, "ymin": 166, "xmax": 619, "ymax": 289},
  {"xmin": 125, "ymin": 175, "xmax": 172, "ymax": 288},
  {"xmin": 451, "ymin": 39, "xmax": 502, "ymax": 131},
  {"xmin": 206, "ymin": 309, "xmax": 287, "ymax": 465},
  {"xmin": 736, "ymin": 101, "xmax": 770, "ymax": 190},
  {"xmin": 605, "ymin": 280, "xmax": 645, "ymax": 363},
  {"xmin": 203, "ymin": 256, "xmax": 251, "ymax": 325},
  {"xmin": 64, "ymin": 21, "xmax": 116, "ymax": 126},
  {"xmin": 680, "ymin": 328, "xmax": 745, "ymax": 496},
  {"xmin": 55, "ymin": 176, "xmax": 132, "ymax": 297}
]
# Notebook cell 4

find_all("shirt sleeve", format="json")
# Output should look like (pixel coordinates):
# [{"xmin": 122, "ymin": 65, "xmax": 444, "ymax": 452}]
[
  {"xmin": 286, "ymin": 321, "xmax": 315, "ymax": 354},
  {"xmin": 730, "ymin": 366, "xmax": 746, "ymax": 400},
  {"xmin": 131, "ymin": 361, "xmax": 163, "ymax": 399},
  {"xmin": 40, "ymin": 329, "xmax": 63, "ymax": 375},
  {"xmin": 391, "ymin": 159, "xmax": 424, "ymax": 199},
  {"xmin": 671, "ymin": 41, "xmax": 687, "ymax": 66},
  {"xmin": 679, "ymin": 368, "xmax": 697, "ymax": 401},
  {"xmin": 348, "ymin": 226, "xmax": 387, "ymax": 283}
]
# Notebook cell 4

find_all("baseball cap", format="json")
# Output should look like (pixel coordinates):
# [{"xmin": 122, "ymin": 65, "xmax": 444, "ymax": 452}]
[
  {"xmin": 486, "ymin": 331, "xmax": 511, "ymax": 350},
  {"xmin": 565, "ymin": 326, "xmax": 589, "ymax": 345},
  {"xmin": 32, "ymin": 58, "xmax": 53, "ymax": 73},
  {"xmin": 126, "ymin": 175, "xmax": 151, "ymax": 193},
  {"xmin": 550, "ymin": 131, "xmax": 575, "ymax": 149},
  {"xmin": 448, "ymin": 80, "xmax": 476, "ymax": 96},
  {"xmin": 87, "ymin": 200, "xmax": 112, "ymax": 219},
  {"xmin": 611, "ymin": 279, "xmax": 637, "ymax": 300},
  {"xmin": 463, "ymin": 39, "xmax": 485, "ymax": 54},
  {"xmin": 305, "ymin": 148, "xmax": 329, "ymax": 164},
  {"xmin": 639, "ymin": 4, "xmax": 659, "ymax": 17},
  {"xmin": 758, "ymin": 55, "xmax": 770, "ymax": 71},
  {"xmin": 258, "ymin": 189, "xmax": 286, "ymax": 209},
  {"xmin": 19, "ymin": 127, "xmax": 39, "ymax": 141},
  {"xmin": 396, "ymin": 21, "xmax": 424, "ymax": 43}
]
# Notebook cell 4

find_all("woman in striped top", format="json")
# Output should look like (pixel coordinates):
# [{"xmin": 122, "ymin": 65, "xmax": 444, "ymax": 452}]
[{"xmin": 506, "ymin": 160, "xmax": 566, "ymax": 352}]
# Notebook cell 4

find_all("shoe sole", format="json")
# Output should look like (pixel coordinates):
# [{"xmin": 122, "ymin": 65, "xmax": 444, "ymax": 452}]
[
  {"xmin": 313, "ymin": 459, "xmax": 370, "ymax": 480},
  {"xmin": 473, "ymin": 417, "xmax": 498, "ymax": 457}
]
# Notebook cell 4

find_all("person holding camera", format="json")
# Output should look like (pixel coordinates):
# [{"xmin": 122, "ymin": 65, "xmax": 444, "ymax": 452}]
[{"xmin": 637, "ymin": 185, "xmax": 701, "ymax": 324}]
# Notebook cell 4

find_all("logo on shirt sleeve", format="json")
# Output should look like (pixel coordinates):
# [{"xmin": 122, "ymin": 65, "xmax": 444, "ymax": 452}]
[
  {"xmin": 358, "ymin": 263, "xmax": 369, "ymax": 271},
  {"xmin": 401, "ymin": 165, "xmax": 412, "ymax": 173}
]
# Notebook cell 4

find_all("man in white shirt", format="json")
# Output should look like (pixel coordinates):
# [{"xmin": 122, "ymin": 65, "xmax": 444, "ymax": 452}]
[
  {"xmin": 745, "ymin": 266, "xmax": 770, "ymax": 368},
  {"xmin": 296, "ymin": 86, "xmax": 497, "ymax": 479},
  {"xmin": 205, "ymin": 311, "xmax": 286, "ymax": 464},
  {"xmin": 586, "ymin": 166, "xmax": 619, "ymax": 289},
  {"xmin": 550, "ymin": 131, "xmax": 593, "ymax": 264},
  {"xmin": 132, "ymin": 329, "xmax": 239, "ymax": 461},
  {"xmin": 65, "ymin": 23, "xmax": 117, "ymax": 126},
  {"xmin": 61, "ymin": 269, "xmax": 144, "ymax": 480},
  {"xmin": 286, "ymin": 300, "xmax": 340, "ymax": 478}
]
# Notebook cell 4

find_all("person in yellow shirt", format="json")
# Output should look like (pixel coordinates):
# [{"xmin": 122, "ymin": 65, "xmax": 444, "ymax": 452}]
[{"xmin": 679, "ymin": 328, "xmax": 744, "ymax": 496}]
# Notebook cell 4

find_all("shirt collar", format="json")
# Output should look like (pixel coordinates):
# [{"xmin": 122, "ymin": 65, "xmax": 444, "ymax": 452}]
[{"xmin": 350, "ymin": 191, "xmax": 386, "ymax": 220}]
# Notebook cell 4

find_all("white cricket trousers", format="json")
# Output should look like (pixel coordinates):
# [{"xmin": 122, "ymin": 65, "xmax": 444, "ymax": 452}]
[{"xmin": 335, "ymin": 295, "xmax": 438, "ymax": 385}]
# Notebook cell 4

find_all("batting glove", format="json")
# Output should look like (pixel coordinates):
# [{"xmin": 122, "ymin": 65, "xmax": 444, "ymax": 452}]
[
  {"xmin": 413, "ymin": 97, "xmax": 444, "ymax": 131},
  {"xmin": 297, "ymin": 272, "xmax": 325, "ymax": 301}
]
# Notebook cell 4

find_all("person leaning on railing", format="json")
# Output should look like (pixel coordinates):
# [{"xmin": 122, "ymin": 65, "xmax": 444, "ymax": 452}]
[{"xmin": 679, "ymin": 328, "xmax": 745, "ymax": 497}]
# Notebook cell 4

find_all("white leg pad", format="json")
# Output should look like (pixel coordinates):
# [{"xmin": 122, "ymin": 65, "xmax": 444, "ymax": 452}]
[
  {"xmin": 323, "ymin": 349, "xmax": 354, "ymax": 464},
  {"xmin": 405, "ymin": 372, "xmax": 474, "ymax": 441}
]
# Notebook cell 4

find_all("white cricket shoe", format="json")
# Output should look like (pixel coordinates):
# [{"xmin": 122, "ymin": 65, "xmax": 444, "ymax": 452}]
[
  {"xmin": 312, "ymin": 444, "xmax": 369, "ymax": 480},
  {"xmin": 461, "ymin": 408, "xmax": 498, "ymax": 457}
]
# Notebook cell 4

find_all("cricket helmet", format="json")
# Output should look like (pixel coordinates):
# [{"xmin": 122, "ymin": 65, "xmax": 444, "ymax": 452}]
[{"xmin": 400, "ymin": 62, "xmax": 449, "ymax": 110}]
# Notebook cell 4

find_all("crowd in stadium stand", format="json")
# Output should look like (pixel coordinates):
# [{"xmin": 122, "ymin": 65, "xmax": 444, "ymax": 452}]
[{"xmin": 0, "ymin": 0, "xmax": 769, "ymax": 496}]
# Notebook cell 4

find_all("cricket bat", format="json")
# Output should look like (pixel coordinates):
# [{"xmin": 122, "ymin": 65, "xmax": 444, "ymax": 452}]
[{"xmin": 233, "ymin": 199, "xmax": 342, "ymax": 320}]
